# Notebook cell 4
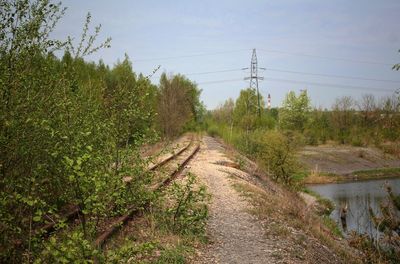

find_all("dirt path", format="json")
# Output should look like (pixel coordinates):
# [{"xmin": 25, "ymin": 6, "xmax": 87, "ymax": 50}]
[{"xmin": 190, "ymin": 136, "xmax": 278, "ymax": 263}]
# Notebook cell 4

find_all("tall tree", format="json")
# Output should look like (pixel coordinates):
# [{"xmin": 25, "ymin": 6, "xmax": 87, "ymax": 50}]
[
  {"xmin": 157, "ymin": 73, "xmax": 202, "ymax": 138},
  {"xmin": 331, "ymin": 96, "xmax": 355, "ymax": 144},
  {"xmin": 233, "ymin": 88, "xmax": 264, "ymax": 131},
  {"xmin": 279, "ymin": 90, "xmax": 311, "ymax": 132}
]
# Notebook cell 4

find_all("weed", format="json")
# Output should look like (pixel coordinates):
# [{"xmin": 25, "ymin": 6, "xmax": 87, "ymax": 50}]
[{"xmin": 321, "ymin": 215, "xmax": 342, "ymax": 237}]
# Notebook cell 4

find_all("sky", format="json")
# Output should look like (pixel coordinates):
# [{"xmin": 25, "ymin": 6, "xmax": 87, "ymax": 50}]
[{"xmin": 53, "ymin": 0, "xmax": 400, "ymax": 109}]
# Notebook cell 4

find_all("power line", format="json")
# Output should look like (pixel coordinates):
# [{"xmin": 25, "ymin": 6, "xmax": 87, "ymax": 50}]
[
  {"xmin": 197, "ymin": 78, "xmax": 243, "ymax": 85},
  {"xmin": 185, "ymin": 68, "xmax": 244, "ymax": 76},
  {"xmin": 150, "ymin": 68, "xmax": 247, "ymax": 80},
  {"xmin": 258, "ymin": 49, "xmax": 394, "ymax": 66},
  {"xmin": 149, "ymin": 68, "xmax": 245, "ymax": 80},
  {"xmin": 263, "ymin": 77, "xmax": 396, "ymax": 93},
  {"xmin": 264, "ymin": 68, "xmax": 400, "ymax": 83},
  {"xmin": 152, "ymin": 66, "xmax": 400, "ymax": 84},
  {"xmin": 196, "ymin": 77, "xmax": 396, "ymax": 93},
  {"xmin": 134, "ymin": 49, "xmax": 250, "ymax": 62},
  {"xmin": 133, "ymin": 47, "xmax": 395, "ymax": 66}
]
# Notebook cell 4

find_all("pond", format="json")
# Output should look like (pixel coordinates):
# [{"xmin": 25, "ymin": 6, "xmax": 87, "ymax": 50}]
[{"xmin": 308, "ymin": 177, "xmax": 400, "ymax": 237}]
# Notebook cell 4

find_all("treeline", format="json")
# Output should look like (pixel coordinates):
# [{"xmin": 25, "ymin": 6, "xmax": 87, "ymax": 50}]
[
  {"xmin": 207, "ymin": 88, "xmax": 400, "ymax": 184},
  {"xmin": 207, "ymin": 89, "xmax": 301, "ymax": 185},
  {"xmin": 0, "ymin": 1, "xmax": 203, "ymax": 262},
  {"xmin": 302, "ymin": 94, "xmax": 400, "ymax": 147}
]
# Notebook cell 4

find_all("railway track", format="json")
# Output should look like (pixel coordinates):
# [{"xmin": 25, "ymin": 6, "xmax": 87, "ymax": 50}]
[
  {"xmin": 34, "ymin": 136, "xmax": 200, "ymax": 251},
  {"xmin": 94, "ymin": 138, "xmax": 200, "ymax": 248}
]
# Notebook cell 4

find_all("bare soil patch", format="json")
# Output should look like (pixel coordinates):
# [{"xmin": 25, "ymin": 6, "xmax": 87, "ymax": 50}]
[{"xmin": 299, "ymin": 145, "xmax": 400, "ymax": 175}]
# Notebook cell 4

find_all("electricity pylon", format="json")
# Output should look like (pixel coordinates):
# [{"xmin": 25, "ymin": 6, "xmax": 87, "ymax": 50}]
[{"xmin": 244, "ymin": 48, "xmax": 264, "ymax": 116}]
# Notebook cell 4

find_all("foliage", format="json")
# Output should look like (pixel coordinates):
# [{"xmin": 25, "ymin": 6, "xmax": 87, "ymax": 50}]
[
  {"xmin": 0, "ymin": 0, "xmax": 161, "ymax": 261},
  {"xmin": 349, "ymin": 185, "xmax": 400, "ymax": 264},
  {"xmin": 35, "ymin": 230, "xmax": 99, "ymax": 263},
  {"xmin": 157, "ymin": 73, "xmax": 204, "ymax": 138},
  {"xmin": 206, "ymin": 90, "xmax": 302, "ymax": 186},
  {"xmin": 368, "ymin": 185, "xmax": 400, "ymax": 262},
  {"xmin": 304, "ymin": 108, "xmax": 331, "ymax": 145},
  {"xmin": 279, "ymin": 90, "xmax": 311, "ymax": 132},
  {"xmin": 303, "ymin": 93, "xmax": 399, "ymax": 146},
  {"xmin": 105, "ymin": 173, "xmax": 208, "ymax": 263},
  {"xmin": 256, "ymin": 131, "xmax": 301, "ymax": 185},
  {"xmin": 213, "ymin": 98, "xmax": 234, "ymax": 125},
  {"xmin": 164, "ymin": 173, "xmax": 209, "ymax": 235},
  {"xmin": 349, "ymin": 232, "xmax": 386, "ymax": 264},
  {"xmin": 232, "ymin": 88, "xmax": 273, "ymax": 132},
  {"xmin": 106, "ymin": 240, "xmax": 193, "ymax": 264},
  {"xmin": 233, "ymin": 88, "xmax": 262, "ymax": 130},
  {"xmin": 106, "ymin": 241, "xmax": 159, "ymax": 263}
]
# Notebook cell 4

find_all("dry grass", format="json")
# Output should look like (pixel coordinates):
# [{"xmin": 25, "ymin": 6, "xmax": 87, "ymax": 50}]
[
  {"xmin": 303, "ymin": 168, "xmax": 344, "ymax": 184},
  {"xmin": 303, "ymin": 166, "xmax": 400, "ymax": 184},
  {"xmin": 231, "ymin": 174, "xmax": 362, "ymax": 264},
  {"xmin": 103, "ymin": 172, "xmax": 208, "ymax": 263},
  {"xmin": 215, "ymin": 136, "xmax": 367, "ymax": 263}
]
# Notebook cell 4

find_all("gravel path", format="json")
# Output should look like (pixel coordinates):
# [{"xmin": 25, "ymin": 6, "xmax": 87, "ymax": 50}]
[{"xmin": 190, "ymin": 136, "xmax": 277, "ymax": 264}]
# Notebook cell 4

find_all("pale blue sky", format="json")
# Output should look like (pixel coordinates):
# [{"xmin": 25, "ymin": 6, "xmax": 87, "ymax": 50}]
[{"xmin": 54, "ymin": 0, "xmax": 400, "ymax": 109}]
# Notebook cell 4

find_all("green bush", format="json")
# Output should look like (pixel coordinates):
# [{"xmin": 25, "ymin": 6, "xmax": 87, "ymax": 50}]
[
  {"xmin": 35, "ymin": 231, "xmax": 99, "ymax": 263},
  {"xmin": 0, "ymin": 1, "xmax": 156, "ymax": 261},
  {"xmin": 165, "ymin": 173, "xmax": 209, "ymax": 235},
  {"xmin": 207, "ymin": 124, "xmax": 220, "ymax": 138},
  {"xmin": 256, "ymin": 131, "xmax": 301, "ymax": 186}
]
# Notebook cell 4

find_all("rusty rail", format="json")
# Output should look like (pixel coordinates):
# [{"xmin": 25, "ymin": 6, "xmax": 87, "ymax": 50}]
[
  {"xmin": 148, "ymin": 141, "xmax": 192, "ymax": 171},
  {"xmin": 94, "ymin": 142, "xmax": 200, "ymax": 249},
  {"xmin": 35, "ymin": 140, "xmax": 194, "ymax": 239}
]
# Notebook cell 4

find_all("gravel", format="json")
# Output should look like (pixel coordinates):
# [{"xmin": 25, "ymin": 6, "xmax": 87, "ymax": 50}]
[{"xmin": 190, "ymin": 136, "xmax": 279, "ymax": 264}]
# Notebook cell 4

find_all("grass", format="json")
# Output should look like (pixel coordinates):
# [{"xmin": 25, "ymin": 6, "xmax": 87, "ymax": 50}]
[
  {"xmin": 302, "ymin": 169, "xmax": 345, "ymax": 184},
  {"xmin": 106, "ymin": 237, "xmax": 197, "ymax": 263},
  {"xmin": 206, "ymin": 133, "xmax": 364, "ymax": 262},
  {"xmin": 351, "ymin": 167, "xmax": 400, "ymax": 180},
  {"xmin": 231, "ymin": 178, "xmax": 359, "ymax": 263},
  {"xmin": 154, "ymin": 244, "xmax": 193, "ymax": 264},
  {"xmin": 302, "ymin": 188, "xmax": 341, "ymax": 237},
  {"xmin": 302, "ymin": 187, "xmax": 335, "ymax": 216},
  {"xmin": 321, "ymin": 215, "xmax": 342, "ymax": 238},
  {"xmin": 104, "ymin": 173, "xmax": 209, "ymax": 263},
  {"xmin": 303, "ymin": 167, "xmax": 400, "ymax": 184}
]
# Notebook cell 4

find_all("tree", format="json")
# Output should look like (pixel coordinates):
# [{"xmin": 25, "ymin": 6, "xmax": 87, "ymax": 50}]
[
  {"xmin": 233, "ymin": 88, "xmax": 265, "ymax": 131},
  {"xmin": 279, "ymin": 90, "xmax": 311, "ymax": 132},
  {"xmin": 305, "ymin": 108, "xmax": 332, "ymax": 145},
  {"xmin": 378, "ymin": 96, "xmax": 400, "ymax": 141},
  {"xmin": 330, "ymin": 96, "xmax": 355, "ymax": 144},
  {"xmin": 157, "ymin": 73, "xmax": 202, "ymax": 138},
  {"xmin": 258, "ymin": 131, "xmax": 300, "ymax": 185},
  {"xmin": 0, "ymin": 1, "xmax": 155, "ymax": 261},
  {"xmin": 213, "ymin": 98, "xmax": 234, "ymax": 125},
  {"xmin": 357, "ymin": 94, "xmax": 377, "ymax": 126}
]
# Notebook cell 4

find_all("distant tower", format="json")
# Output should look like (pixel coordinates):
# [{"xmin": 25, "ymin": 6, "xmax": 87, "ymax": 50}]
[
  {"xmin": 267, "ymin": 93, "xmax": 271, "ymax": 109},
  {"xmin": 244, "ymin": 49, "xmax": 264, "ymax": 116}
]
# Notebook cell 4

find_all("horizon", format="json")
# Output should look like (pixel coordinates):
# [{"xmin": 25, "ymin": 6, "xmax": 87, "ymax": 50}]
[{"xmin": 52, "ymin": 0, "xmax": 400, "ymax": 109}]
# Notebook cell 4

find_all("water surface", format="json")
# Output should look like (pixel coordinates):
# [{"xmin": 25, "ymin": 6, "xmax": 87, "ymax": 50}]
[{"xmin": 308, "ymin": 178, "xmax": 400, "ymax": 236}]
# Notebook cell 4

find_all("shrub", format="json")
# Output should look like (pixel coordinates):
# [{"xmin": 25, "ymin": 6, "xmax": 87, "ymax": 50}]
[
  {"xmin": 207, "ymin": 124, "xmax": 220, "ymax": 138},
  {"xmin": 165, "ymin": 173, "xmax": 209, "ymax": 235},
  {"xmin": 0, "ymin": 1, "xmax": 155, "ymax": 260},
  {"xmin": 257, "ymin": 131, "xmax": 300, "ymax": 186},
  {"xmin": 368, "ymin": 185, "xmax": 400, "ymax": 262}
]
